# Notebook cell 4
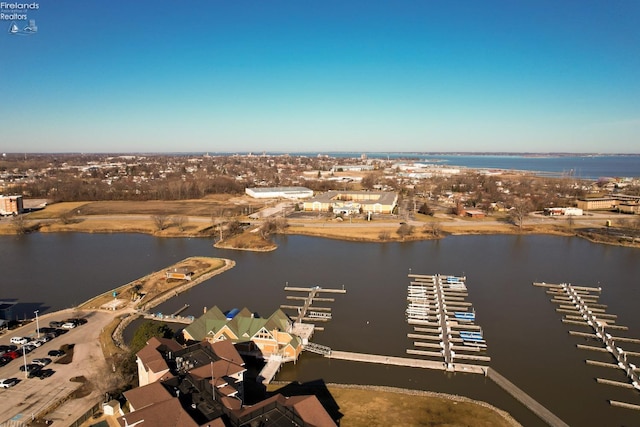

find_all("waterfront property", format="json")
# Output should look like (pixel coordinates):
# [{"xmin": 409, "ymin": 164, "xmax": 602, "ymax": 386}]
[
  {"xmin": 128, "ymin": 337, "xmax": 336, "ymax": 426},
  {"xmin": 302, "ymin": 190, "xmax": 398, "ymax": 214},
  {"xmin": 182, "ymin": 307, "xmax": 304, "ymax": 363}
]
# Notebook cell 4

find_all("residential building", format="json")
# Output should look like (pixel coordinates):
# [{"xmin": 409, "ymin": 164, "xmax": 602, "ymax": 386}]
[{"xmin": 303, "ymin": 191, "xmax": 398, "ymax": 215}]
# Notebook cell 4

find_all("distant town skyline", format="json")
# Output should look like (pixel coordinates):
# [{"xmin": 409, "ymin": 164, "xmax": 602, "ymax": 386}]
[{"xmin": 2, "ymin": 1, "xmax": 639, "ymax": 154}]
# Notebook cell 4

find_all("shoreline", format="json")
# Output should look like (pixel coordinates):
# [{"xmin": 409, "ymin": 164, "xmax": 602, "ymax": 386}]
[{"xmin": 2, "ymin": 211, "xmax": 638, "ymax": 250}]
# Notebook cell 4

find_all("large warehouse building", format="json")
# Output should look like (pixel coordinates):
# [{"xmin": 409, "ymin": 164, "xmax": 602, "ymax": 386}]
[{"xmin": 245, "ymin": 186, "xmax": 314, "ymax": 199}]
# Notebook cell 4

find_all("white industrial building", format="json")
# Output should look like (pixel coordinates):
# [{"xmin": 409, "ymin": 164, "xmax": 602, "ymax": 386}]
[{"xmin": 245, "ymin": 187, "xmax": 314, "ymax": 199}]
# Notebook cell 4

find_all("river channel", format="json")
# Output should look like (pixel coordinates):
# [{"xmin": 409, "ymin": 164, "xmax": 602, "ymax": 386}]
[{"xmin": 1, "ymin": 233, "xmax": 639, "ymax": 426}]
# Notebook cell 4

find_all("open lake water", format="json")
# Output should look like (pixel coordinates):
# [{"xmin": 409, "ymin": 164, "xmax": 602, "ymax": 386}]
[{"xmin": 1, "ymin": 233, "xmax": 639, "ymax": 426}]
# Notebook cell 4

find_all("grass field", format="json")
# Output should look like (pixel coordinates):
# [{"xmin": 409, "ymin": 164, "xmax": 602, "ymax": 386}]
[{"xmin": 266, "ymin": 383, "xmax": 520, "ymax": 427}]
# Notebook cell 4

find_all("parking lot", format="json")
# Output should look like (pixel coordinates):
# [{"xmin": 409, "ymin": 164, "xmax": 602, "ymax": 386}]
[{"xmin": 0, "ymin": 309, "xmax": 117, "ymax": 425}]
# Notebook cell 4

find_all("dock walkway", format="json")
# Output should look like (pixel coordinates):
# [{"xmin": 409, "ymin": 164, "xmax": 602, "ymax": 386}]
[
  {"xmin": 327, "ymin": 351, "xmax": 487, "ymax": 374},
  {"xmin": 258, "ymin": 357, "xmax": 284, "ymax": 385},
  {"xmin": 488, "ymin": 369, "xmax": 570, "ymax": 427}
]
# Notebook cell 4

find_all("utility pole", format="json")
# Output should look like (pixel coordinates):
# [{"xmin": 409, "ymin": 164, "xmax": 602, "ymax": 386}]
[{"xmin": 34, "ymin": 310, "xmax": 40, "ymax": 338}]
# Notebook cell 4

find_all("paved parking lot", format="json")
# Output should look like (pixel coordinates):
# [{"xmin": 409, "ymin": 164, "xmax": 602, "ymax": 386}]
[{"xmin": 0, "ymin": 309, "xmax": 118, "ymax": 425}]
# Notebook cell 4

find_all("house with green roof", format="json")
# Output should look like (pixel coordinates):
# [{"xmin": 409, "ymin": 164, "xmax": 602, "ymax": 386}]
[{"xmin": 182, "ymin": 306, "xmax": 303, "ymax": 362}]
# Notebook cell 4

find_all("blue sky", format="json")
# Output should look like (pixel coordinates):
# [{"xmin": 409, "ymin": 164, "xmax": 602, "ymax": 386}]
[{"xmin": 2, "ymin": 0, "xmax": 639, "ymax": 153}]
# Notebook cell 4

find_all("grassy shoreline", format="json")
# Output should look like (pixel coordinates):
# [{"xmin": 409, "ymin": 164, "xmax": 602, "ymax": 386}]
[{"xmin": 3, "ymin": 207, "xmax": 638, "ymax": 250}]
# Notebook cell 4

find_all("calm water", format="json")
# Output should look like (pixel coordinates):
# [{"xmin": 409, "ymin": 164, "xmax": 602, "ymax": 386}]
[
  {"xmin": 2, "ymin": 233, "xmax": 640, "ymax": 426},
  {"xmin": 301, "ymin": 152, "xmax": 640, "ymax": 179}
]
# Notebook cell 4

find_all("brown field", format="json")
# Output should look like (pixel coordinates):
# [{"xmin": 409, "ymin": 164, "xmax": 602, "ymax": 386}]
[
  {"xmin": 23, "ymin": 197, "xmax": 258, "ymax": 219},
  {"xmin": 267, "ymin": 384, "xmax": 520, "ymax": 427}
]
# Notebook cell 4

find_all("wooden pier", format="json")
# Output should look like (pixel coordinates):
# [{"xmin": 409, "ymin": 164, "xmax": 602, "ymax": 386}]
[
  {"xmin": 535, "ymin": 281, "xmax": 640, "ymax": 397},
  {"xmin": 327, "ymin": 350, "xmax": 488, "ymax": 375},
  {"xmin": 488, "ymin": 369, "xmax": 571, "ymax": 427},
  {"xmin": 281, "ymin": 285, "xmax": 346, "ymax": 323}
]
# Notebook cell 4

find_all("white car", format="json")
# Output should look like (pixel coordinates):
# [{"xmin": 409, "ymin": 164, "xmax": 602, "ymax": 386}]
[
  {"xmin": 0, "ymin": 378, "xmax": 18, "ymax": 388},
  {"xmin": 10, "ymin": 337, "xmax": 28, "ymax": 345},
  {"xmin": 61, "ymin": 322, "xmax": 76, "ymax": 329}
]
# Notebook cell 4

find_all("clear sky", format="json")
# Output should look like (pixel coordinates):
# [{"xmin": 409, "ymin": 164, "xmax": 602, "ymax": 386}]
[{"xmin": 2, "ymin": 0, "xmax": 639, "ymax": 153}]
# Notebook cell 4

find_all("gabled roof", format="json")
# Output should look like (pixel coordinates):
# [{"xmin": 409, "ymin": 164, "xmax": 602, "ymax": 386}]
[
  {"xmin": 209, "ymin": 340, "xmax": 244, "ymax": 366},
  {"xmin": 118, "ymin": 398, "xmax": 199, "ymax": 427},
  {"xmin": 188, "ymin": 359, "xmax": 245, "ymax": 382},
  {"xmin": 265, "ymin": 309, "xmax": 292, "ymax": 331},
  {"xmin": 183, "ymin": 306, "xmax": 293, "ymax": 343},
  {"xmin": 227, "ymin": 307, "xmax": 265, "ymax": 338},
  {"xmin": 286, "ymin": 395, "xmax": 338, "ymax": 427},
  {"xmin": 136, "ymin": 337, "xmax": 181, "ymax": 376},
  {"xmin": 123, "ymin": 381, "xmax": 173, "ymax": 411},
  {"xmin": 235, "ymin": 394, "xmax": 337, "ymax": 427},
  {"xmin": 183, "ymin": 306, "xmax": 227, "ymax": 341}
]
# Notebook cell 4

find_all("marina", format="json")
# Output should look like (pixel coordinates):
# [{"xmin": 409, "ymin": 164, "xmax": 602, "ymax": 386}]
[
  {"xmin": 535, "ymin": 282, "xmax": 640, "ymax": 410},
  {"xmin": 406, "ymin": 273, "xmax": 490, "ymax": 372},
  {"xmin": 280, "ymin": 285, "xmax": 346, "ymax": 323}
]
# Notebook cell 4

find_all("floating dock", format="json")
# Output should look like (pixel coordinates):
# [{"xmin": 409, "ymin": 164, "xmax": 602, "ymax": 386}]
[
  {"xmin": 406, "ymin": 274, "xmax": 490, "ymax": 372},
  {"xmin": 534, "ymin": 281, "xmax": 640, "ymax": 407},
  {"xmin": 281, "ymin": 285, "xmax": 346, "ymax": 323}
]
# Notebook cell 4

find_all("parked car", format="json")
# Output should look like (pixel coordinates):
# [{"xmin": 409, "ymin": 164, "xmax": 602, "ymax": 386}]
[
  {"xmin": 31, "ymin": 369, "xmax": 54, "ymax": 380},
  {"xmin": 65, "ymin": 318, "xmax": 88, "ymax": 325},
  {"xmin": 4, "ymin": 351, "xmax": 19, "ymax": 360},
  {"xmin": 21, "ymin": 344, "xmax": 35, "ymax": 354},
  {"xmin": 10, "ymin": 337, "xmax": 28, "ymax": 345},
  {"xmin": 0, "ymin": 344, "xmax": 17, "ymax": 352},
  {"xmin": 32, "ymin": 358, "xmax": 52, "ymax": 367},
  {"xmin": 19, "ymin": 363, "xmax": 41, "ymax": 373},
  {"xmin": 49, "ymin": 321, "xmax": 64, "ymax": 328},
  {"xmin": 0, "ymin": 357, "xmax": 11, "ymax": 366},
  {"xmin": 61, "ymin": 322, "xmax": 76, "ymax": 329},
  {"xmin": 0, "ymin": 378, "xmax": 19, "ymax": 388},
  {"xmin": 47, "ymin": 349, "xmax": 65, "ymax": 357}
]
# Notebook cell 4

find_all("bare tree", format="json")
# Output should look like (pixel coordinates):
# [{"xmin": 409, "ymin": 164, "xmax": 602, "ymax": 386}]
[
  {"xmin": 378, "ymin": 230, "xmax": 390, "ymax": 241},
  {"xmin": 274, "ymin": 217, "xmax": 289, "ymax": 232},
  {"xmin": 173, "ymin": 216, "xmax": 187, "ymax": 232},
  {"xmin": 11, "ymin": 215, "xmax": 28, "ymax": 234},
  {"xmin": 508, "ymin": 199, "xmax": 532, "ymax": 230},
  {"xmin": 152, "ymin": 214, "xmax": 169, "ymax": 231},
  {"xmin": 425, "ymin": 221, "xmax": 442, "ymax": 237},
  {"xmin": 396, "ymin": 223, "xmax": 414, "ymax": 239},
  {"xmin": 259, "ymin": 218, "xmax": 277, "ymax": 239}
]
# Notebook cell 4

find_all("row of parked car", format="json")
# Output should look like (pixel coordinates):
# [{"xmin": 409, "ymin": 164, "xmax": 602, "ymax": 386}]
[{"xmin": 0, "ymin": 317, "xmax": 86, "ymax": 369}]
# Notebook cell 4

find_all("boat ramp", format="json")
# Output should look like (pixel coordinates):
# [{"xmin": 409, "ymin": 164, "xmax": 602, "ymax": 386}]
[{"xmin": 535, "ymin": 281, "xmax": 640, "ymax": 410}]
